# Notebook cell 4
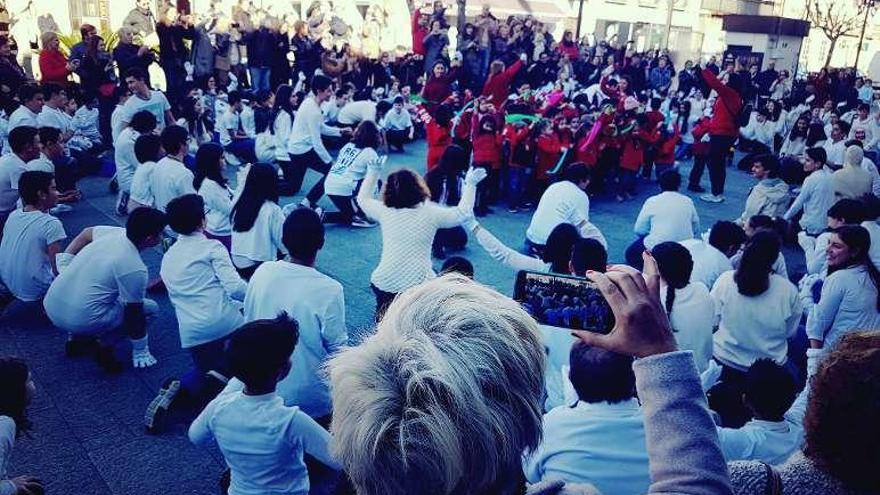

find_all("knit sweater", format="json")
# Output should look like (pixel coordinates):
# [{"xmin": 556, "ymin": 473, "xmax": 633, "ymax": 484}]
[
  {"xmin": 729, "ymin": 452, "xmax": 866, "ymax": 495},
  {"xmin": 357, "ymin": 168, "xmax": 476, "ymax": 293}
]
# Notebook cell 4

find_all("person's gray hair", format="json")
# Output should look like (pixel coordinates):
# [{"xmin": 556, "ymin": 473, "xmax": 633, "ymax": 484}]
[{"xmin": 328, "ymin": 274, "xmax": 546, "ymax": 495}]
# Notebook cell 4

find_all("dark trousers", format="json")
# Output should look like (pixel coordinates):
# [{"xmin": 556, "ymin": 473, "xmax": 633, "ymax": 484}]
[
  {"xmin": 179, "ymin": 338, "xmax": 229, "ymax": 411},
  {"xmin": 371, "ymin": 284, "xmax": 397, "ymax": 323},
  {"xmin": 689, "ymin": 155, "xmax": 709, "ymax": 188},
  {"xmin": 707, "ymin": 135, "xmax": 736, "ymax": 196},
  {"xmin": 225, "ymin": 139, "xmax": 257, "ymax": 164},
  {"xmin": 625, "ymin": 236, "xmax": 647, "ymax": 269},
  {"xmin": 386, "ymin": 129, "xmax": 409, "ymax": 150},
  {"xmin": 288, "ymin": 150, "xmax": 331, "ymax": 205},
  {"xmin": 324, "ymin": 194, "xmax": 362, "ymax": 225}
]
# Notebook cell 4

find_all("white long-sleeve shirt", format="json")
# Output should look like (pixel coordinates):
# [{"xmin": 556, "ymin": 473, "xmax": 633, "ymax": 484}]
[
  {"xmin": 633, "ymin": 191, "xmax": 700, "ymax": 250},
  {"xmin": 114, "ymin": 128, "xmax": 140, "ymax": 192},
  {"xmin": 272, "ymin": 111, "xmax": 293, "ymax": 162},
  {"xmin": 680, "ymin": 238, "xmax": 733, "ymax": 291},
  {"xmin": 198, "ymin": 179, "xmax": 235, "ymax": 237},
  {"xmin": 473, "ymin": 224, "xmax": 550, "ymax": 273},
  {"xmin": 244, "ymin": 261, "xmax": 347, "ymax": 418},
  {"xmin": 806, "ymin": 265, "xmax": 880, "ymax": 348},
  {"xmin": 160, "ymin": 232, "xmax": 246, "ymax": 348},
  {"xmin": 287, "ymin": 95, "xmax": 341, "ymax": 163},
  {"xmin": 783, "ymin": 167, "xmax": 834, "ymax": 235},
  {"xmin": 717, "ymin": 349, "xmax": 820, "ymax": 465},
  {"xmin": 660, "ymin": 282, "xmax": 716, "ymax": 373},
  {"xmin": 231, "ymin": 201, "xmax": 287, "ymax": 268},
  {"xmin": 0, "ymin": 416, "xmax": 16, "ymax": 495},
  {"xmin": 739, "ymin": 115, "xmax": 776, "ymax": 150},
  {"xmin": 189, "ymin": 380, "xmax": 340, "ymax": 495},
  {"xmin": 849, "ymin": 116, "xmax": 879, "ymax": 150},
  {"xmin": 358, "ymin": 168, "xmax": 475, "ymax": 293},
  {"xmin": 711, "ymin": 271, "xmax": 802, "ymax": 370},
  {"xmin": 381, "ymin": 108, "xmax": 413, "ymax": 131}
]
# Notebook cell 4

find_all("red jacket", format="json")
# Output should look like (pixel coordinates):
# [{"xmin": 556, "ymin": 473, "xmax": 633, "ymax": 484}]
[
  {"xmin": 454, "ymin": 108, "xmax": 474, "ymax": 141},
  {"xmin": 426, "ymin": 120, "xmax": 452, "ymax": 171},
  {"xmin": 412, "ymin": 11, "xmax": 428, "ymax": 56},
  {"xmin": 654, "ymin": 125, "xmax": 681, "ymax": 166},
  {"xmin": 472, "ymin": 132, "xmax": 504, "ymax": 169},
  {"xmin": 39, "ymin": 50, "xmax": 71, "ymax": 86},
  {"xmin": 702, "ymin": 68, "xmax": 742, "ymax": 137},
  {"xmin": 536, "ymin": 133, "xmax": 562, "ymax": 180},
  {"xmin": 422, "ymin": 68, "xmax": 460, "ymax": 114},
  {"xmin": 620, "ymin": 124, "xmax": 660, "ymax": 172},
  {"xmin": 557, "ymin": 42, "xmax": 580, "ymax": 61},
  {"xmin": 691, "ymin": 118, "xmax": 712, "ymax": 157},
  {"xmin": 503, "ymin": 124, "xmax": 532, "ymax": 168},
  {"xmin": 481, "ymin": 59, "xmax": 523, "ymax": 107}
]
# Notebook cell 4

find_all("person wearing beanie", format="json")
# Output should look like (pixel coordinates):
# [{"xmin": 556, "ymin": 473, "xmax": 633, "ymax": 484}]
[{"xmin": 832, "ymin": 145, "xmax": 872, "ymax": 200}]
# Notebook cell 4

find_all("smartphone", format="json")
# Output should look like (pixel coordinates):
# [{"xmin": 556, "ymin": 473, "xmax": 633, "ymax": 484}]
[{"xmin": 514, "ymin": 270, "xmax": 615, "ymax": 334}]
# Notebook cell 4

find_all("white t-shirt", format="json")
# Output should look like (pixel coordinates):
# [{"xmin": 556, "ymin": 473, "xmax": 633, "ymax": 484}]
[
  {"xmin": 336, "ymin": 100, "xmax": 377, "ymax": 126},
  {"xmin": 680, "ymin": 238, "xmax": 732, "ymax": 291},
  {"xmin": 25, "ymin": 154, "xmax": 54, "ymax": 173},
  {"xmin": 43, "ymin": 227, "xmax": 148, "ymax": 333},
  {"xmin": 36, "ymin": 106, "xmax": 72, "ymax": 134},
  {"xmin": 198, "ymin": 179, "xmax": 235, "ymax": 237},
  {"xmin": 121, "ymin": 90, "xmax": 171, "ymax": 129},
  {"xmin": 114, "ymin": 128, "xmax": 140, "ymax": 192},
  {"xmin": 129, "ymin": 160, "xmax": 157, "ymax": 207},
  {"xmin": 633, "ymin": 191, "xmax": 700, "ymax": 249},
  {"xmin": 149, "ymin": 157, "xmax": 195, "ymax": 212},
  {"xmin": 711, "ymin": 271, "xmax": 802, "ymax": 370},
  {"xmin": 0, "ymin": 209, "xmax": 66, "ymax": 301},
  {"xmin": 324, "ymin": 144, "xmax": 379, "ymax": 197},
  {"xmin": 526, "ymin": 181, "xmax": 590, "ymax": 245},
  {"xmin": 0, "ymin": 153, "xmax": 27, "ymax": 213},
  {"xmin": 231, "ymin": 201, "xmax": 287, "ymax": 268}
]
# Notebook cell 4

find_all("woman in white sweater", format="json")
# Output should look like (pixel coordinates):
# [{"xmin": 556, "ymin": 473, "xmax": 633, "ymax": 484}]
[
  {"xmin": 0, "ymin": 358, "xmax": 42, "ymax": 495},
  {"xmin": 807, "ymin": 225, "xmax": 880, "ymax": 350},
  {"xmin": 652, "ymin": 242, "xmax": 716, "ymax": 373},
  {"xmin": 194, "ymin": 143, "xmax": 235, "ymax": 251},
  {"xmin": 230, "ymin": 163, "xmax": 287, "ymax": 279},
  {"xmin": 358, "ymin": 164, "xmax": 486, "ymax": 318}
]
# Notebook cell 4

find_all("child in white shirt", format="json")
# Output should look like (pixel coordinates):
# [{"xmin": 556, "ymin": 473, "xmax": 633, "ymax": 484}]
[{"xmin": 189, "ymin": 314, "xmax": 340, "ymax": 495}]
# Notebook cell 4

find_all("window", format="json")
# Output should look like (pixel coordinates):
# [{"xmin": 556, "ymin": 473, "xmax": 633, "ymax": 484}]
[{"xmin": 68, "ymin": 0, "xmax": 110, "ymax": 31}]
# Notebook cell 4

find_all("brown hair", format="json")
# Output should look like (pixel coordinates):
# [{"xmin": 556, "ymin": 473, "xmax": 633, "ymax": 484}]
[
  {"xmin": 489, "ymin": 60, "xmax": 504, "ymax": 77},
  {"xmin": 382, "ymin": 169, "xmax": 429, "ymax": 209},
  {"xmin": 803, "ymin": 331, "xmax": 880, "ymax": 491}
]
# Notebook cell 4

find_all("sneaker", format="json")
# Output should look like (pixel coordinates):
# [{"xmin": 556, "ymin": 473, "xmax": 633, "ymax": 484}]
[
  {"xmin": 65, "ymin": 335, "xmax": 98, "ymax": 358},
  {"xmin": 507, "ymin": 207, "xmax": 519, "ymax": 213},
  {"xmin": 108, "ymin": 176, "xmax": 119, "ymax": 193},
  {"xmin": 699, "ymin": 194, "xmax": 725, "ymax": 203},
  {"xmin": 50, "ymin": 204, "xmax": 73, "ymax": 214},
  {"xmin": 116, "ymin": 191, "xmax": 130, "ymax": 216},
  {"xmin": 351, "ymin": 217, "xmax": 376, "ymax": 228},
  {"xmin": 145, "ymin": 378, "xmax": 181, "ymax": 434},
  {"xmin": 95, "ymin": 344, "xmax": 124, "ymax": 373},
  {"xmin": 687, "ymin": 184, "xmax": 706, "ymax": 193}
]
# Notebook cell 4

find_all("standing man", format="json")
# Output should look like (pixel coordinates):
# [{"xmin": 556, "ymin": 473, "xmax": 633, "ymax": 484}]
[
  {"xmin": 287, "ymin": 74, "xmax": 348, "ymax": 210},
  {"xmin": 121, "ymin": 68, "xmax": 175, "ymax": 131}
]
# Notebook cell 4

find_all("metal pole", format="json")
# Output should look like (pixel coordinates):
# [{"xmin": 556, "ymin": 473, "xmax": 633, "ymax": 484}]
[
  {"xmin": 664, "ymin": 0, "xmax": 674, "ymax": 49},
  {"xmin": 576, "ymin": 0, "xmax": 585, "ymax": 40},
  {"xmin": 855, "ymin": 1, "xmax": 872, "ymax": 69}
]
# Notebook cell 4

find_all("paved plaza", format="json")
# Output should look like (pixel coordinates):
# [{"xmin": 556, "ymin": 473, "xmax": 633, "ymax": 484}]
[{"xmin": 1, "ymin": 141, "xmax": 805, "ymax": 494}]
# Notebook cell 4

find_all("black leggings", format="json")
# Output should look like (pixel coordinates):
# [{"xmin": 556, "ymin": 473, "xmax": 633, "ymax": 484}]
[{"xmin": 288, "ymin": 150, "xmax": 331, "ymax": 205}]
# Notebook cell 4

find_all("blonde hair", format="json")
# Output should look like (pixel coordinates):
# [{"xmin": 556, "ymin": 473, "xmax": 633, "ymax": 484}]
[
  {"xmin": 40, "ymin": 31, "xmax": 58, "ymax": 49},
  {"xmin": 328, "ymin": 274, "xmax": 546, "ymax": 495},
  {"xmin": 844, "ymin": 144, "xmax": 864, "ymax": 168}
]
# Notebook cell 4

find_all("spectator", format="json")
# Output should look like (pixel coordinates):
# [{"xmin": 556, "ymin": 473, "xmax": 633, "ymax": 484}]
[
  {"xmin": 524, "ymin": 342, "xmax": 651, "ymax": 495},
  {"xmin": 0, "ymin": 357, "xmax": 43, "ymax": 495},
  {"xmin": 155, "ymin": 6, "xmax": 194, "ymax": 106},
  {"xmin": 113, "ymin": 27, "xmax": 153, "ymax": 86},
  {"xmin": 38, "ymin": 31, "xmax": 74, "ymax": 86}
]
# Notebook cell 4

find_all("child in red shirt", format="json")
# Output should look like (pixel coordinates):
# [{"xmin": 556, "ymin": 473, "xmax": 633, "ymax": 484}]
[
  {"xmin": 471, "ymin": 114, "xmax": 504, "ymax": 216},
  {"xmin": 503, "ymin": 121, "xmax": 534, "ymax": 211},
  {"xmin": 534, "ymin": 120, "xmax": 564, "ymax": 200},
  {"xmin": 426, "ymin": 104, "xmax": 454, "ymax": 172}
]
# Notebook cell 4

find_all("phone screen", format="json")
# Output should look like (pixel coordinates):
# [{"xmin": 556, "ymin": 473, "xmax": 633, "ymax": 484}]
[{"xmin": 514, "ymin": 270, "xmax": 615, "ymax": 334}]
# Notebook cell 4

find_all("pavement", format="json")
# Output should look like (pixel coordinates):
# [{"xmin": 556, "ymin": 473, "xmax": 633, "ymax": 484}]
[{"xmin": 1, "ymin": 139, "xmax": 805, "ymax": 494}]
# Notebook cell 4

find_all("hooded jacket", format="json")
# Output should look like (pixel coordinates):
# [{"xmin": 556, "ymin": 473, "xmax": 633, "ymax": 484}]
[{"xmin": 738, "ymin": 178, "xmax": 790, "ymax": 225}]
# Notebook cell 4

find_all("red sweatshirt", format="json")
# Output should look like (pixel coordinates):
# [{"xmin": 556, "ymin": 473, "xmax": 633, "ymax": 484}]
[
  {"xmin": 426, "ymin": 120, "xmax": 452, "ymax": 171},
  {"xmin": 702, "ymin": 68, "xmax": 742, "ymax": 137},
  {"xmin": 654, "ymin": 125, "xmax": 681, "ymax": 166},
  {"xmin": 503, "ymin": 124, "xmax": 532, "ymax": 168},
  {"xmin": 422, "ymin": 68, "xmax": 460, "ymax": 114},
  {"xmin": 536, "ymin": 133, "xmax": 563, "ymax": 180},
  {"xmin": 412, "ymin": 11, "xmax": 428, "ymax": 56},
  {"xmin": 481, "ymin": 59, "xmax": 523, "ymax": 108},
  {"xmin": 472, "ymin": 131, "xmax": 504, "ymax": 169},
  {"xmin": 620, "ymin": 124, "xmax": 660, "ymax": 172},
  {"xmin": 39, "ymin": 50, "xmax": 71, "ymax": 86}
]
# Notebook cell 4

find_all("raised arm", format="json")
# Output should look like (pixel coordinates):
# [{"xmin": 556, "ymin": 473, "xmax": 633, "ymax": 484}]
[
  {"xmin": 356, "ymin": 166, "xmax": 385, "ymax": 221},
  {"xmin": 466, "ymin": 220, "xmax": 548, "ymax": 272}
]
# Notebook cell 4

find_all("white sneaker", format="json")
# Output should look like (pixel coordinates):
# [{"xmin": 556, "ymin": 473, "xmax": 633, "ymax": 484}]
[
  {"xmin": 699, "ymin": 194, "xmax": 725, "ymax": 203},
  {"xmin": 351, "ymin": 217, "xmax": 376, "ymax": 228},
  {"xmin": 50, "ymin": 204, "xmax": 74, "ymax": 214}
]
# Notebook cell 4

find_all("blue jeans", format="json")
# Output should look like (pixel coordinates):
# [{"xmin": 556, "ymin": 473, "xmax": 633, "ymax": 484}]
[
  {"xmin": 225, "ymin": 138, "xmax": 257, "ymax": 164},
  {"xmin": 249, "ymin": 67, "xmax": 271, "ymax": 92},
  {"xmin": 507, "ymin": 167, "xmax": 528, "ymax": 208}
]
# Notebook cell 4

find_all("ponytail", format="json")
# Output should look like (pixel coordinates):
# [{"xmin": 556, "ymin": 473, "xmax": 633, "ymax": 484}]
[{"xmin": 651, "ymin": 242, "xmax": 694, "ymax": 324}]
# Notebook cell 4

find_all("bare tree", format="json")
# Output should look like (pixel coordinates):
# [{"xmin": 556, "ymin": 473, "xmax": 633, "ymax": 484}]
[{"xmin": 805, "ymin": 0, "xmax": 869, "ymax": 67}]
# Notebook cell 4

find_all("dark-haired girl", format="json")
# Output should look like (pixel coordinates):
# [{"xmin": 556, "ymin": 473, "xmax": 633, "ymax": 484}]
[{"xmin": 0, "ymin": 357, "xmax": 42, "ymax": 495}]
